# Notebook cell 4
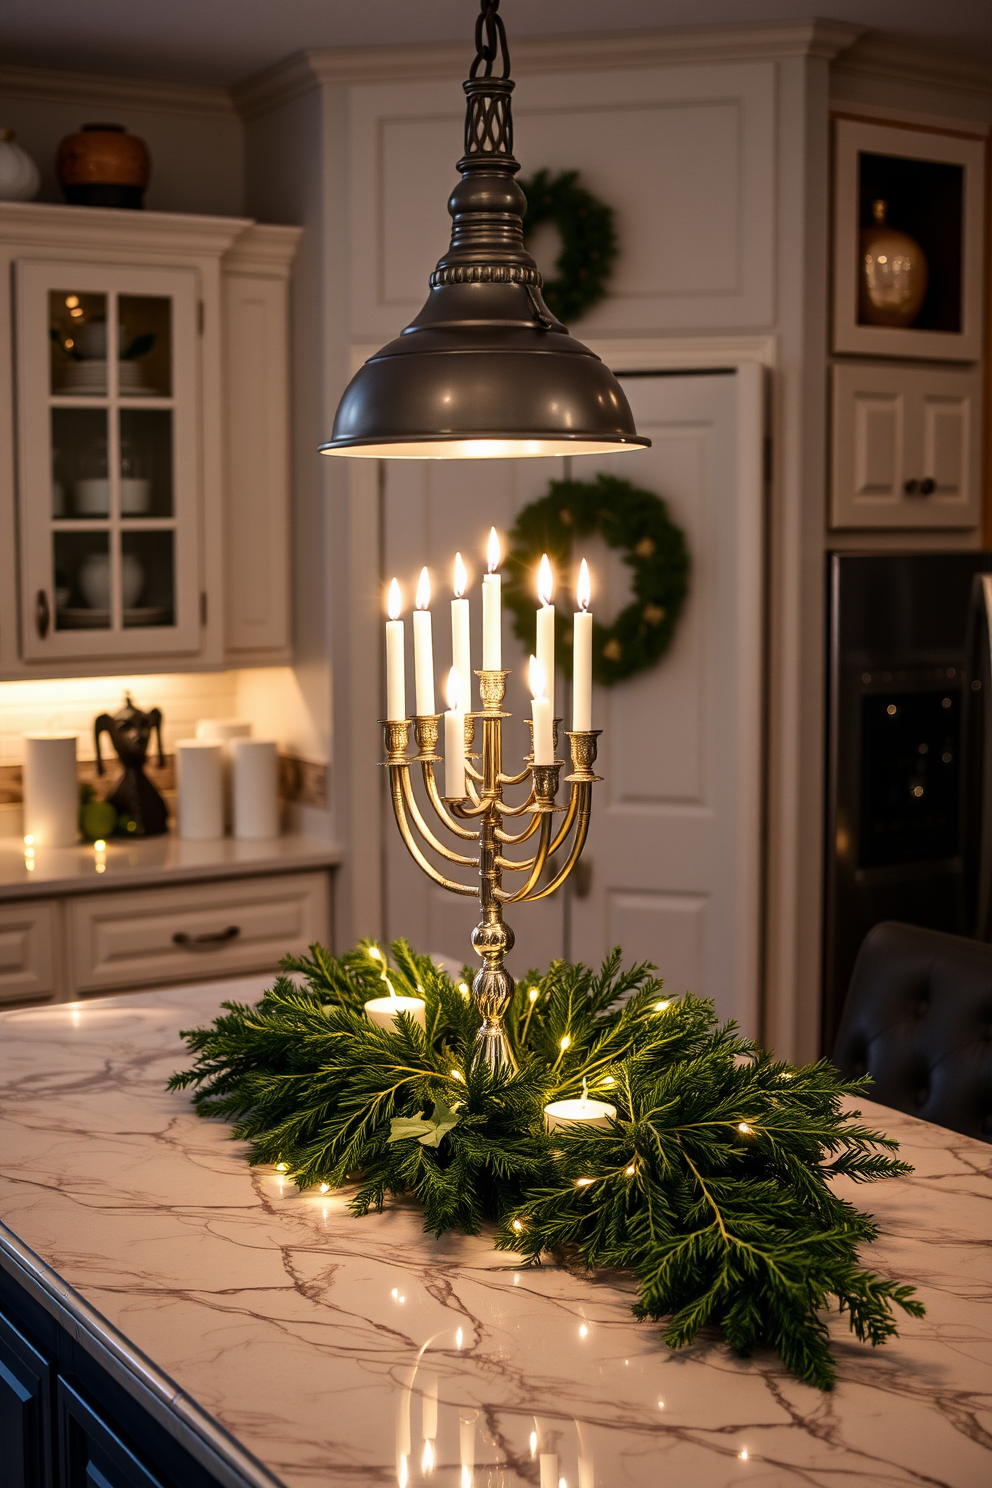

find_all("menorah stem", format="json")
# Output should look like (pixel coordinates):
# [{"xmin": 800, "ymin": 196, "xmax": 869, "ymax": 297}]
[{"xmin": 467, "ymin": 688, "xmax": 517, "ymax": 1073}]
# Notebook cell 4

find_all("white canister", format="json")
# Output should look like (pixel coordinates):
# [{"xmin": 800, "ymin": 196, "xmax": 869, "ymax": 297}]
[
  {"xmin": 231, "ymin": 739, "xmax": 280, "ymax": 840},
  {"xmin": 176, "ymin": 740, "xmax": 224, "ymax": 840},
  {"xmin": 23, "ymin": 734, "xmax": 78, "ymax": 846},
  {"xmin": 0, "ymin": 129, "xmax": 40, "ymax": 202},
  {"xmin": 196, "ymin": 719, "xmax": 252, "ymax": 830}
]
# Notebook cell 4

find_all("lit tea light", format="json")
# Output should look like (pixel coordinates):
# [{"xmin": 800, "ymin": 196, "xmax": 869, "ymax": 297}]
[
  {"xmin": 365, "ymin": 986, "xmax": 426, "ymax": 1030},
  {"xmin": 544, "ymin": 1077, "xmax": 616, "ymax": 1131}
]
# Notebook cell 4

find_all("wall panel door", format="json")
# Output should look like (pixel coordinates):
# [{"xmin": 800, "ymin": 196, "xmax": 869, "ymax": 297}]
[{"xmin": 568, "ymin": 369, "xmax": 764, "ymax": 1031}]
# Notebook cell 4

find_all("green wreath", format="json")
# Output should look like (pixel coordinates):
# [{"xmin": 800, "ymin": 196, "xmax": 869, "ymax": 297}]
[
  {"xmin": 520, "ymin": 168, "xmax": 617, "ymax": 323},
  {"xmin": 504, "ymin": 475, "xmax": 690, "ymax": 687}
]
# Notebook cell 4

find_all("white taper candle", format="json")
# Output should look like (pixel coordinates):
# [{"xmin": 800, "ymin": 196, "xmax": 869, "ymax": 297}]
[
  {"xmin": 444, "ymin": 666, "xmax": 466, "ymax": 799},
  {"xmin": 573, "ymin": 558, "xmax": 593, "ymax": 731},
  {"xmin": 482, "ymin": 526, "xmax": 502, "ymax": 676},
  {"xmin": 386, "ymin": 578, "xmax": 405, "ymax": 721},
  {"xmin": 536, "ymin": 552, "xmax": 555, "ymax": 719},
  {"xmin": 451, "ymin": 552, "xmax": 471, "ymax": 699},
  {"xmin": 529, "ymin": 655, "xmax": 553, "ymax": 765},
  {"xmin": 413, "ymin": 567, "xmax": 435, "ymax": 715}
]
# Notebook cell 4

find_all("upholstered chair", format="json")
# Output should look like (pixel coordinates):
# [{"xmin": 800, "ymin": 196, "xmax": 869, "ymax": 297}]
[{"xmin": 832, "ymin": 920, "xmax": 992, "ymax": 1142}]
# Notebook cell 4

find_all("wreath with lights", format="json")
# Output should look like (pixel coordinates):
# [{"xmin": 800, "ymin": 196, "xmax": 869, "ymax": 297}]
[
  {"xmin": 172, "ymin": 938, "xmax": 923, "ymax": 1391},
  {"xmin": 520, "ymin": 169, "xmax": 617, "ymax": 323},
  {"xmin": 503, "ymin": 475, "xmax": 690, "ymax": 687}
]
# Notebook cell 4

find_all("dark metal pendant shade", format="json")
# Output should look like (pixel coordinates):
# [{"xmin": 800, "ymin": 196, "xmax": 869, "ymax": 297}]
[{"xmin": 320, "ymin": 4, "xmax": 649, "ymax": 461}]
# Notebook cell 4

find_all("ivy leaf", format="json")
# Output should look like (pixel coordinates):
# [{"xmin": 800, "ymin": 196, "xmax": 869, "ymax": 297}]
[{"xmin": 389, "ymin": 1099, "xmax": 461, "ymax": 1148}]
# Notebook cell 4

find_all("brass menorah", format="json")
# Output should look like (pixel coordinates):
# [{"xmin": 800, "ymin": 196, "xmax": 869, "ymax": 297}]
[{"xmin": 381, "ymin": 670, "xmax": 601, "ymax": 1072}]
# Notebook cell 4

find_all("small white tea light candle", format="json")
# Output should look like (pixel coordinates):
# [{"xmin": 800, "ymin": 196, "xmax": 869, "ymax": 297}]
[
  {"xmin": 451, "ymin": 552, "xmax": 471, "ymax": 694},
  {"xmin": 573, "ymin": 558, "xmax": 593, "ymax": 732},
  {"xmin": 536, "ymin": 552, "xmax": 555, "ymax": 719},
  {"xmin": 444, "ymin": 666, "xmax": 466, "ymax": 800},
  {"xmin": 365, "ymin": 981, "xmax": 426, "ymax": 1030},
  {"xmin": 544, "ymin": 1078, "xmax": 616, "ymax": 1131},
  {"xmin": 529, "ymin": 655, "xmax": 554, "ymax": 765},
  {"xmin": 386, "ymin": 578, "xmax": 406, "ymax": 721},
  {"xmin": 413, "ymin": 566, "xmax": 436, "ymax": 716},
  {"xmin": 482, "ymin": 526, "xmax": 502, "ymax": 676}
]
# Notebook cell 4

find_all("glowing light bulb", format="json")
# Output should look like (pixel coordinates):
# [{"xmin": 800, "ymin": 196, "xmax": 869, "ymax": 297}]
[
  {"xmin": 559, "ymin": 1034, "xmax": 571, "ymax": 1051},
  {"xmin": 577, "ymin": 557, "xmax": 591, "ymax": 611},
  {"xmin": 528, "ymin": 987, "xmax": 539, "ymax": 1003},
  {"xmin": 654, "ymin": 999, "xmax": 671, "ymax": 1012},
  {"xmin": 738, "ymin": 1122, "xmax": 752, "ymax": 1136},
  {"xmin": 65, "ymin": 295, "xmax": 79, "ymax": 308},
  {"xmin": 452, "ymin": 1068, "xmax": 465, "ymax": 1082},
  {"xmin": 454, "ymin": 551, "xmax": 468, "ymax": 597},
  {"xmin": 320, "ymin": 1183, "xmax": 329, "ymax": 1194},
  {"xmin": 575, "ymin": 1177, "xmax": 595, "ymax": 1187},
  {"xmin": 416, "ymin": 566, "xmax": 431, "ymax": 611},
  {"xmin": 511, "ymin": 1218, "xmax": 524, "ymax": 1232},
  {"xmin": 538, "ymin": 552, "xmax": 554, "ymax": 606},
  {"xmin": 457, "ymin": 982, "xmax": 470, "ymax": 998},
  {"xmin": 625, "ymin": 1163, "xmax": 636, "ymax": 1176},
  {"xmin": 603, "ymin": 1076, "xmax": 615, "ymax": 1086},
  {"xmin": 487, "ymin": 526, "xmax": 501, "ymax": 573},
  {"xmin": 387, "ymin": 577, "xmax": 402, "ymax": 620},
  {"xmin": 368, "ymin": 945, "xmax": 382, "ymax": 960}
]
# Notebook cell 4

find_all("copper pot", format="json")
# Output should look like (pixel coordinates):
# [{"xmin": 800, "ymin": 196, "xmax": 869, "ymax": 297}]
[{"xmin": 56, "ymin": 123, "xmax": 151, "ymax": 209}]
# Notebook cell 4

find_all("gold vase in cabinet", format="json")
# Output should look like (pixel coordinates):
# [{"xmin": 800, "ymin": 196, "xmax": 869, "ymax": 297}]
[{"xmin": 859, "ymin": 199, "xmax": 928, "ymax": 328}]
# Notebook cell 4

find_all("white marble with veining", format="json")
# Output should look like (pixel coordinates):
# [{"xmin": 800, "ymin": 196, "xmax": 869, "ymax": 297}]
[{"xmin": 0, "ymin": 982, "xmax": 990, "ymax": 1488}]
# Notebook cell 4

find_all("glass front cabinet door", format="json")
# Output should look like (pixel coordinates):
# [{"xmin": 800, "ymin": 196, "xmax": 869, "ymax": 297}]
[{"xmin": 16, "ymin": 261, "xmax": 200, "ymax": 661}]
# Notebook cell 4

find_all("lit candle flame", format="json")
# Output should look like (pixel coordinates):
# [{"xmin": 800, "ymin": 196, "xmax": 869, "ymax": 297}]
[
  {"xmin": 538, "ymin": 553, "xmax": 554, "ymax": 607},
  {"xmin": 454, "ymin": 552, "xmax": 468, "ymax": 597},
  {"xmin": 577, "ymin": 558, "xmax": 591, "ymax": 612},
  {"xmin": 416, "ymin": 566, "xmax": 431, "ymax": 610},
  {"xmin": 446, "ymin": 666, "xmax": 464, "ymax": 711},
  {"xmin": 528, "ymin": 654, "xmax": 547, "ymax": 701},
  {"xmin": 487, "ymin": 526, "xmax": 501, "ymax": 573},
  {"xmin": 387, "ymin": 577, "xmax": 402, "ymax": 620}
]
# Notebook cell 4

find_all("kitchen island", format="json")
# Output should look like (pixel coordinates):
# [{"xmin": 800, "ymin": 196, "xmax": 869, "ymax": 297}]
[{"xmin": 0, "ymin": 981, "xmax": 990, "ymax": 1488}]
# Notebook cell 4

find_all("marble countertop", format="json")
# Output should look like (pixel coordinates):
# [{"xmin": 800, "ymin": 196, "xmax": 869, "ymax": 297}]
[
  {"xmin": 0, "ymin": 982, "xmax": 990, "ymax": 1488},
  {"xmin": 0, "ymin": 833, "xmax": 342, "ymax": 900}
]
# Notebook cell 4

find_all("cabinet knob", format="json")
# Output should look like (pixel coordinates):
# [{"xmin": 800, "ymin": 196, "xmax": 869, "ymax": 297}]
[
  {"xmin": 919, "ymin": 477, "xmax": 936, "ymax": 495},
  {"xmin": 35, "ymin": 590, "xmax": 50, "ymax": 638}
]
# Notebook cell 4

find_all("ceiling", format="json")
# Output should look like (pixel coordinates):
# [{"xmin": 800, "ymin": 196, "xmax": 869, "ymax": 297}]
[{"xmin": 1, "ymin": 1, "xmax": 991, "ymax": 89}]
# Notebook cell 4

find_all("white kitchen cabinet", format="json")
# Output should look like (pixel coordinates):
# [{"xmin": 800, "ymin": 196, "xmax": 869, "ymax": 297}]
[
  {"xmin": 830, "ymin": 361, "xmax": 982, "ymax": 530},
  {"xmin": 0, "ymin": 203, "xmax": 300, "ymax": 677},
  {"xmin": 0, "ymin": 899, "xmax": 62, "ymax": 1003}
]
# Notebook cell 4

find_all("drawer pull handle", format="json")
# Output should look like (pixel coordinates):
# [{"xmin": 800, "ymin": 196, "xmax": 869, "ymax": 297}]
[{"xmin": 172, "ymin": 925, "xmax": 241, "ymax": 949}]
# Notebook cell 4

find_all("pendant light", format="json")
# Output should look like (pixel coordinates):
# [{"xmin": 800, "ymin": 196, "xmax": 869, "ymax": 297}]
[{"xmin": 320, "ymin": 0, "xmax": 649, "ymax": 460}]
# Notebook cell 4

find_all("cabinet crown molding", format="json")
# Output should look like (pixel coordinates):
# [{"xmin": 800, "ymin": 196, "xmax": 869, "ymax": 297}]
[
  {"xmin": 832, "ymin": 31, "xmax": 992, "ymax": 97},
  {"xmin": 233, "ymin": 19, "xmax": 863, "ymax": 119},
  {"xmin": 0, "ymin": 61, "xmax": 235, "ymax": 119},
  {"xmin": 0, "ymin": 200, "xmax": 252, "ymax": 258},
  {"xmin": 222, "ymin": 222, "xmax": 303, "ymax": 278}
]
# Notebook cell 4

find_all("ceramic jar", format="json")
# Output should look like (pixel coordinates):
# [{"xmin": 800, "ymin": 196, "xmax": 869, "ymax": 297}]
[
  {"xmin": 0, "ymin": 129, "xmax": 40, "ymax": 201},
  {"xmin": 859, "ymin": 199, "xmax": 928, "ymax": 328},
  {"xmin": 56, "ymin": 123, "xmax": 151, "ymax": 209}
]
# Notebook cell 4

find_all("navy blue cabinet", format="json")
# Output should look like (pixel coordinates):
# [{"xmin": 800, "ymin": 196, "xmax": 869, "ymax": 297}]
[
  {"xmin": 0, "ymin": 1308, "xmax": 53, "ymax": 1488},
  {"xmin": 0, "ymin": 1270, "xmax": 228, "ymax": 1488}
]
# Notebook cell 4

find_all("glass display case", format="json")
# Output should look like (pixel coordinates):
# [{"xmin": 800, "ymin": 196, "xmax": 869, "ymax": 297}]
[{"xmin": 15, "ymin": 263, "xmax": 199, "ymax": 661}]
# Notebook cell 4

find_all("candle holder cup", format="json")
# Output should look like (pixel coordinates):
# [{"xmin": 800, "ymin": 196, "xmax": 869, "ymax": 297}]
[{"xmin": 381, "ymin": 672, "xmax": 602, "ymax": 1073}]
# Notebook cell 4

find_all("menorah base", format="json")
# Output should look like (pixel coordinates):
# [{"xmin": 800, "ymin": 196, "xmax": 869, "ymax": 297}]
[{"xmin": 471, "ymin": 918, "xmax": 517, "ymax": 1074}]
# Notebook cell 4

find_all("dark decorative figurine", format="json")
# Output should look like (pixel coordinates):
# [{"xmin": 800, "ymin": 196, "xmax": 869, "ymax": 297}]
[{"xmin": 94, "ymin": 695, "xmax": 168, "ymax": 836}]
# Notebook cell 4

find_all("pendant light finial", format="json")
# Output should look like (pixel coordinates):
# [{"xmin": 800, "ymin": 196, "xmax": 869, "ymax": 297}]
[{"xmin": 321, "ymin": 0, "xmax": 649, "ymax": 461}]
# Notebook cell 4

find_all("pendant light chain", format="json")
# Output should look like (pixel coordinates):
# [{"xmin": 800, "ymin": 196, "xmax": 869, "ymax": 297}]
[
  {"xmin": 470, "ymin": 0, "xmax": 511, "ymax": 80},
  {"xmin": 464, "ymin": 0, "xmax": 513, "ymax": 161}
]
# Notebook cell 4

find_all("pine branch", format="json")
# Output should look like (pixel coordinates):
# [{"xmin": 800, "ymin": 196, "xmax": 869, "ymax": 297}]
[{"xmin": 171, "ymin": 941, "xmax": 923, "ymax": 1389}]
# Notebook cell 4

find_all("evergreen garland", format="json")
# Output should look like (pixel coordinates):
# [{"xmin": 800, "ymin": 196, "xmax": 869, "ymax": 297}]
[
  {"xmin": 503, "ymin": 475, "xmax": 690, "ymax": 686},
  {"xmin": 169, "ymin": 940, "xmax": 923, "ymax": 1390}
]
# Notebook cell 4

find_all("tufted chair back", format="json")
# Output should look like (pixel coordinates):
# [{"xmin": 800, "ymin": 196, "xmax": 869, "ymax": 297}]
[{"xmin": 832, "ymin": 921, "xmax": 992, "ymax": 1142}]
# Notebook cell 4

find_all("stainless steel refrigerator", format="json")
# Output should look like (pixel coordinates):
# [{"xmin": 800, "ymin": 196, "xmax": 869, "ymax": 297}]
[{"xmin": 824, "ymin": 551, "xmax": 992, "ymax": 1051}]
